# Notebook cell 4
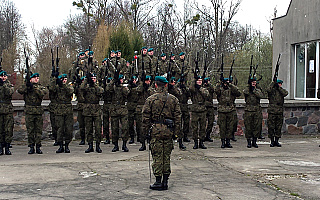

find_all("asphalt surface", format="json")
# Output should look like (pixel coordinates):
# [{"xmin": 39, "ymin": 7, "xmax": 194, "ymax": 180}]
[{"xmin": 1, "ymin": 135, "xmax": 320, "ymax": 200}]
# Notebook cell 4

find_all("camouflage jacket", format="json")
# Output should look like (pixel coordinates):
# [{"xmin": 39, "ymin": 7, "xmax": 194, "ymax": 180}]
[
  {"xmin": 127, "ymin": 82, "xmax": 139, "ymax": 111},
  {"xmin": 0, "ymin": 80, "xmax": 14, "ymax": 114},
  {"xmin": 168, "ymin": 84, "xmax": 182, "ymax": 100},
  {"xmin": 158, "ymin": 59, "xmax": 168, "ymax": 76},
  {"xmin": 74, "ymin": 82, "xmax": 86, "ymax": 110},
  {"xmin": 168, "ymin": 60, "xmax": 180, "ymax": 79},
  {"xmin": 203, "ymin": 83, "xmax": 215, "ymax": 107},
  {"xmin": 215, "ymin": 82, "xmax": 241, "ymax": 113},
  {"xmin": 105, "ymin": 81, "xmax": 129, "ymax": 116},
  {"xmin": 18, "ymin": 82, "xmax": 48, "ymax": 115},
  {"xmin": 48, "ymin": 77, "xmax": 58, "ymax": 112},
  {"xmin": 266, "ymin": 82, "xmax": 288, "ymax": 114},
  {"xmin": 49, "ymin": 79, "xmax": 74, "ymax": 115},
  {"xmin": 175, "ymin": 59, "xmax": 191, "ymax": 83},
  {"xmin": 137, "ymin": 54, "xmax": 153, "ymax": 76},
  {"xmin": 243, "ymin": 85, "xmax": 264, "ymax": 112},
  {"xmin": 176, "ymin": 82, "xmax": 191, "ymax": 105},
  {"xmin": 142, "ymin": 87, "xmax": 181, "ymax": 139},
  {"xmin": 149, "ymin": 55, "xmax": 158, "ymax": 76},
  {"xmin": 134, "ymin": 82, "xmax": 156, "ymax": 106},
  {"xmin": 80, "ymin": 81, "xmax": 103, "ymax": 116},
  {"xmin": 189, "ymin": 85, "xmax": 209, "ymax": 112}
]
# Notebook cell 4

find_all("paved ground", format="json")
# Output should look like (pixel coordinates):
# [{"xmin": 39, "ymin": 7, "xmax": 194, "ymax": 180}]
[{"xmin": 1, "ymin": 135, "xmax": 320, "ymax": 200}]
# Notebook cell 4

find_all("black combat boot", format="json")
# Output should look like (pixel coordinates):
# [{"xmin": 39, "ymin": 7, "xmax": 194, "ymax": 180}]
[
  {"xmin": 258, "ymin": 134, "xmax": 265, "ymax": 139},
  {"xmin": 183, "ymin": 135, "xmax": 190, "ymax": 142},
  {"xmin": 85, "ymin": 142, "xmax": 94, "ymax": 153},
  {"xmin": 79, "ymin": 137, "xmax": 85, "ymax": 145},
  {"xmin": 28, "ymin": 144, "xmax": 35, "ymax": 154},
  {"xmin": 104, "ymin": 134, "xmax": 110, "ymax": 144},
  {"xmin": 139, "ymin": 141, "xmax": 146, "ymax": 151},
  {"xmin": 162, "ymin": 174, "xmax": 169, "ymax": 190},
  {"xmin": 96, "ymin": 142, "xmax": 102, "ymax": 153},
  {"xmin": 65, "ymin": 143, "xmax": 70, "ymax": 153},
  {"xmin": 53, "ymin": 141, "xmax": 59, "ymax": 146},
  {"xmin": 231, "ymin": 135, "xmax": 237, "ymax": 142},
  {"xmin": 225, "ymin": 138, "xmax": 233, "ymax": 148},
  {"xmin": 150, "ymin": 176, "xmax": 163, "ymax": 190},
  {"xmin": 247, "ymin": 139, "xmax": 252, "ymax": 148},
  {"xmin": 112, "ymin": 141, "xmax": 119, "ymax": 152},
  {"xmin": 0, "ymin": 143, "xmax": 4, "ymax": 155},
  {"xmin": 199, "ymin": 139, "xmax": 207, "ymax": 149},
  {"xmin": 178, "ymin": 138, "xmax": 186, "ymax": 150},
  {"xmin": 221, "ymin": 139, "xmax": 226, "ymax": 148},
  {"xmin": 270, "ymin": 137, "xmax": 275, "ymax": 147},
  {"xmin": 274, "ymin": 137, "xmax": 282, "ymax": 147},
  {"xmin": 129, "ymin": 135, "xmax": 134, "ymax": 144},
  {"xmin": 252, "ymin": 137, "xmax": 258, "ymax": 148},
  {"xmin": 193, "ymin": 139, "xmax": 198, "ymax": 149},
  {"xmin": 122, "ymin": 141, "xmax": 129, "ymax": 152},
  {"xmin": 35, "ymin": 144, "xmax": 42, "ymax": 154},
  {"xmin": 4, "ymin": 143, "xmax": 10, "ymax": 155},
  {"xmin": 204, "ymin": 131, "xmax": 213, "ymax": 142},
  {"xmin": 56, "ymin": 143, "xmax": 64, "ymax": 153}
]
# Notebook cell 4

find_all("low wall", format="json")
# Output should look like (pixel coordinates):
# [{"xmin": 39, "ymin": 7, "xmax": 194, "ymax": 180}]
[{"xmin": 11, "ymin": 100, "xmax": 320, "ymax": 141}]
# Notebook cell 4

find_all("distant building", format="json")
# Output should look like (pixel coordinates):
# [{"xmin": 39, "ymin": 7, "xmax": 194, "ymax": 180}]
[{"xmin": 273, "ymin": 0, "xmax": 320, "ymax": 99}]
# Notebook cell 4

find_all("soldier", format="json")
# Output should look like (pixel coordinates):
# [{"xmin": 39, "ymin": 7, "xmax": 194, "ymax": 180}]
[
  {"xmin": 102, "ymin": 76, "xmax": 112, "ymax": 145},
  {"xmin": 243, "ymin": 78, "xmax": 264, "ymax": 148},
  {"xmin": 203, "ymin": 77, "xmax": 215, "ymax": 142},
  {"xmin": 176, "ymin": 52, "xmax": 191, "ymax": 85},
  {"xmin": 18, "ymin": 73, "xmax": 48, "ymax": 154},
  {"xmin": 215, "ymin": 78, "xmax": 241, "ymax": 148},
  {"xmin": 148, "ymin": 48, "xmax": 158, "ymax": 76},
  {"xmin": 142, "ymin": 76, "xmax": 181, "ymax": 191},
  {"xmin": 168, "ymin": 77, "xmax": 186, "ymax": 150},
  {"xmin": 48, "ymin": 75, "xmax": 59, "ymax": 146},
  {"xmin": 168, "ymin": 54, "xmax": 180, "ymax": 79},
  {"xmin": 81, "ymin": 73, "xmax": 104, "ymax": 153},
  {"xmin": 74, "ymin": 76, "xmax": 86, "ymax": 145},
  {"xmin": 116, "ymin": 50, "xmax": 129, "ymax": 79},
  {"xmin": 127, "ymin": 76, "xmax": 139, "ymax": 144},
  {"xmin": 0, "ymin": 71, "xmax": 14, "ymax": 155},
  {"xmin": 189, "ymin": 76, "xmax": 209, "ymax": 149},
  {"xmin": 105, "ymin": 74, "xmax": 130, "ymax": 152},
  {"xmin": 158, "ymin": 53, "xmax": 168, "ymax": 76},
  {"xmin": 266, "ymin": 79, "xmax": 288, "ymax": 147},
  {"xmin": 137, "ymin": 47, "xmax": 152, "ymax": 76},
  {"xmin": 49, "ymin": 74, "xmax": 74, "ymax": 153}
]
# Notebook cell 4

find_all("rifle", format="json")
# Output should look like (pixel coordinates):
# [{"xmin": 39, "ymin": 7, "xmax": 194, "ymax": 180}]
[
  {"xmin": 248, "ymin": 55, "xmax": 253, "ymax": 84},
  {"xmin": 156, "ymin": 55, "xmax": 159, "ymax": 76},
  {"xmin": 167, "ymin": 52, "xmax": 173, "ymax": 81},
  {"xmin": 134, "ymin": 51, "xmax": 138, "ymax": 76},
  {"xmin": 24, "ymin": 48, "xmax": 31, "ymax": 86},
  {"xmin": 0, "ymin": 57, "xmax": 2, "ymax": 72},
  {"xmin": 194, "ymin": 52, "xmax": 200, "ymax": 79},
  {"xmin": 180, "ymin": 59, "xmax": 185, "ymax": 83},
  {"xmin": 141, "ymin": 49, "xmax": 145, "ymax": 81},
  {"xmin": 55, "ymin": 47, "xmax": 60, "ymax": 77},
  {"xmin": 87, "ymin": 45, "xmax": 93, "ymax": 73},
  {"xmin": 273, "ymin": 53, "xmax": 281, "ymax": 82},
  {"xmin": 202, "ymin": 53, "xmax": 208, "ymax": 80},
  {"xmin": 229, "ymin": 58, "xmax": 235, "ymax": 83},
  {"xmin": 219, "ymin": 54, "xmax": 224, "ymax": 82}
]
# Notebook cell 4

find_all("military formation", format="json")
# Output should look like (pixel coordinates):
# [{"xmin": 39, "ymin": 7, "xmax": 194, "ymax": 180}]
[{"xmin": 0, "ymin": 47, "xmax": 290, "ymax": 191}]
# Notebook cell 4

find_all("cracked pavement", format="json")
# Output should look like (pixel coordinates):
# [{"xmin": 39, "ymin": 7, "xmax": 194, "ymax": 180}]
[{"xmin": 1, "ymin": 135, "xmax": 320, "ymax": 199}]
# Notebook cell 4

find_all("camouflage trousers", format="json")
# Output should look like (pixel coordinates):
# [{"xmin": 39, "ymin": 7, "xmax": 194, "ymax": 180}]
[
  {"xmin": 128, "ymin": 109, "xmax": 137, "ymax": 138},
  {"xmin": 56, "ymin": 114, "xmax": 73, "ymax": 144},
  {"xmin": 218, "ymin": 112, "xmax": 236, "ymax": 139},
  {"xmin": 267, "ymin": 113, "xmax": 283, "ymax": 138},
  {"xmin": 103, "ymin": 104, "xmax": 110, "ymax": 139},
  {"xmin": 111, "ymin": 114, "xmax": 129, "ymax": 142},
  {"xmin": 150, "ymin": 138, "xmax": 173, "ymax": 176},
  {"xmin": 26, "ymin": 114, "xmax": 43, "ymax": 146},
  {"xmin": 0, "ymin": 113, "xmax": 13, "ymax": 144},
  {"xmin": 78, "ymin": 110, "xmax": 85, "ymax": 140},
  {"xmin": 205, "ymin": 106, "xmax": 215, "ymax": 134},
  {"xmin": 181, "ymin": 104, "xmax": 190, "ymax": 139},
  {"xmin": 244, "ymin": 111, "xmax": 261, "ymax": 138},
  {"xmin": 49, "ymin": 111, "xmax": 58, "ymax": 141},
  {"xmin": 191, "ymin": 111, "xmax": 206, "ymax": 140},
  {"xmin": 85, "ymin": 115, "xmax": 102, "ymax": 143}
]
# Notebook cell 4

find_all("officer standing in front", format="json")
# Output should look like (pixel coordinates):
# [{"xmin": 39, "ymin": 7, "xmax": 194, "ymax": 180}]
[{"xmin": 142, "ymin": 76, "xmax": 181, "ymax": 191}]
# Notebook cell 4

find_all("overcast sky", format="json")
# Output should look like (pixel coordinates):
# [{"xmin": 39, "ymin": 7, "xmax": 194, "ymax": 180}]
[{"xmin": 14, "ymin": 0, "xmax": 292, "ymax": 37}]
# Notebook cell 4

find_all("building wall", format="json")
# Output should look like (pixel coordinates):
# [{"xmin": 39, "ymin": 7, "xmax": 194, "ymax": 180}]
[{"xmin": 273, "ymin": 0, "xmax": 320, "ymax": 99}]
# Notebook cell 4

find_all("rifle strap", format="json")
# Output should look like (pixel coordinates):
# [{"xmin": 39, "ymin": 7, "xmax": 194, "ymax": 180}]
[{"xmin": 159, "ymin": 93, "xmax": 169, "ymax": 120}]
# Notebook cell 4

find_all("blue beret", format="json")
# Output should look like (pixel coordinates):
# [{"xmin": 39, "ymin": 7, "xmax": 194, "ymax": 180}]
[
  {"xmin": 110, "ymin": 50, "xmax": 116, "ymax": 53},
  {"xmin": 170, "ymin": 53, "xmax": 175, "ymax": 57},
  {"xmin": 108, "ymin": 77, "xmax": 113, "ymax": 80},
  {"xmin": 132, "ymin": 76, "xmax": 137, "ymax": 79},
  {"xmin": 85, "ymin": 49, "xmax": 89, "ymax": 52},
  {"xmin": 78, "ymin": 52, "xmax": 85, "ymax": 56},
  {"xmin": 277, "ymin": 79, "xmax": 283, "ymax": 83},
  {"xmin": 116, "ymin": 50, "xmax": 121, "ymax": 53},
  {"xmin": 141, "ymin": 46, "xmax": 147, "ymax": 50},
  {"xmin": 249, "ymin": 77, "xmax": 257, "ymax": 81},
  {"xmin": 119, "ymin": 74, "xmax": 124, "ymax": 79},
  {"xmin": 145, "ymin": 75, "xmax": 152, "ymax": 80},
  {"xmin": 58, "ymin": 74, "xmax": 67, "ymax": 79},
  {"xmin": 30, "ymin": 73, "xmax": 39, "ymax": 78},
  {"xmin": 161, "ymin": 53, "xmax": 166, "ymax": 57},
  {"xmin": 80, "ymin": 76, "xmax": 86, "ymax": 80},
  {"xmin": 179, "ymin": 52, "xmax": 185, "ymax": 56},
  {"xmin": 89, "ymin": 51, "xmax": 94, "ymax": 56},
  {"xmin": 195, "ymin": 75, "xmax": 202, "ymax": 80},
  {"xmin": 91, "ymin": 73, "xmax": 97, "ymax": 77},
  {"xmin": 148, "ymin": 48, "xmax": 154, "ymax": 52},
  {"xmin": 0, "ymin": 71, "xmax": 7, "ymax": 76},
  {"xmin": 170, "ymin": 77, "xmax": 176, "ymax": 80},
  {"xmin": 204, "ymin": 77, "xmax": 210, "ymax": 81},
  {"xmin": 155, "ymin": 76, "xmax": 168, "ymax": 83},
  {"xmin": 223, "ymin": 78, "xmax": 229, "ymax": 82}
]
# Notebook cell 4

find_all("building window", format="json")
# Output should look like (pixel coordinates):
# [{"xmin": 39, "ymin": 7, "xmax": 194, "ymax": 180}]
[{"xmin": 295, "ymin": 41, "xmax": 319, "ymax": 99}]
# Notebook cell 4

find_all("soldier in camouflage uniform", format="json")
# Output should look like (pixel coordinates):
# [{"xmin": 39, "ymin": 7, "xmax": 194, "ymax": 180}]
[
  {"xmin": 49, "ymin": 74, "xmax": 74, "ymax": 153},
  {"xmin": 81, "ymin": 74, "xmax": 104, "ymax": 153},
  {"xmin": 102, "ymin": 77, "xmax": 112, "ymax": 145},
  {"xmin": 243, "ymin": 78, "xmax": 264, "ymax": 148},
  {"xmin": 105, "ymin": 74, "xmax": 130, "ymax": 152},
  {"xmin": 142, "ymin": 76, "xmax": 181, "ymax": 191},
  {"xmin": 48, "ymin": 75, "xmax": 59, "ymax": 146},
  {"xmin": 74, "ymin": 76, "xmax": 86, "ymax": 145},
  {"xmin": 189, "ymin": 76, "xmax": 209, "ymax": 149},
  {"xmin": 127, "ymin": 76, "xmax": 139, "ymax": 144},
  {"xmin": 168, "ymin": 77, "xmax": 186, "ymax": 150},
  {"xmin": 158, "ymin": 53, "xmax": 168, "ymax": 76},
  {"xmin": 168, "ymin": 54, "xmax": 180, "ymax": 79},
  {"xmin": 0, "ymin": 71, "xmax": 14, "ymax": 155},
  {"xmin": 266, "ymin": 80, "xmax": 288, "ymax": 147},
  {"xmin": 148, "ymin": 48, "xmax": 158, "ymax": 76},
  {"xmin": 175, "ymin": 52, "xmax": 191, "ymax": 85},
  {"xmin": 203, "ymin": 77, "xmax": 215, "ymax": 142},
  {"xmin": 18, "ymin": 73, "xmax": 48, "ymax": 154},
  {"xmin": 215, "ymin": 78, "xmax": 241, "ymax": 148},
  {"xmin": 116, "ymin": 50, "xmax": 129, "ymax": 79},
  {"xmin": 137, "ymin": 47, "xmax": 153, "ymax": 76}
]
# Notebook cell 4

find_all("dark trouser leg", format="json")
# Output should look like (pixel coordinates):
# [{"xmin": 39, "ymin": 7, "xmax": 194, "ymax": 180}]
[
  {"xmin": 78, "ymin": 110, "xmax": 85, "ymax": 145},
  {"xmin": 103, "ymin": 105, "xmax": 110, "ymax": 144}
]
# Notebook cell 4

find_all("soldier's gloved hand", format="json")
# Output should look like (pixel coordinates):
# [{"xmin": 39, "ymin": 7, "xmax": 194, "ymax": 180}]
[
  {"xmin": 76, "ymin": 77, "xmax": 82, "ymax": 84},
  {"xmin": 195, "ymin": 84, "xmax": 201, "ymax": 89},
  {"xmin": 0, "ymin": 78, "xmax": 4, "ymax": 86},
  {"xmin": 168, "ymin": 84, "xmax": 173, "ymax": 90},
  {"xmin": 249, "ymin": 85, "xmax": 254, "ymax": 92},
  {"xmin": 56, "ymin": 78, "xmax": 63, "ymax": 87},
  {"xmin": 26, "ymin": 82, "xmax": 33, "ymax": 89}
]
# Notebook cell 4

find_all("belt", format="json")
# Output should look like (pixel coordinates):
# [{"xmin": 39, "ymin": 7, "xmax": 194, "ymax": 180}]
[
  {"xmin": 26, "ymin": 103, "xmax": 41, "ymax": 106},
  {"xmin": 57, "ymin": 101, "xmax": 72, "ymax": 105}
]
